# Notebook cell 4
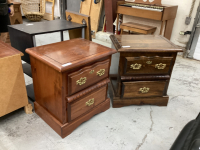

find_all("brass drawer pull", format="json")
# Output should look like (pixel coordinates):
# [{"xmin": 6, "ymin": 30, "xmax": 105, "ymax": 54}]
[
  {"xmin": 86, "ymin": 98, "xmax": 94, "ymax": 106},
  {"xmin": 90, "ymin": 70, "xmax": 94, "ymax": 74},
  {"xmin": 97, "ymin": 69, "xmax": 105, "ymax": 76},
  {"xmin": 155, "ymin": 63, "xmax": 166, "ymax": 69},
  {"xmin": 76, "ymin": 77, "xmax": 87, "ymax": 85},
  {"xmin": 139, "ymin": 87, "xmax": 150, "ymax": 93},
  {"xmin": 130, "ymin": 63, "xmax": 142, "ymax": 70},
  {"xmin": 146, "ymin": 61, "xmax": 152, "ymax": 64}
]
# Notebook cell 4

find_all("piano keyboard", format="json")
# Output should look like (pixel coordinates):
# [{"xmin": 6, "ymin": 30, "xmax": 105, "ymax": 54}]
[{"xmin": 120, "ymin": 3, "xmax": 164, "ymax": 12}]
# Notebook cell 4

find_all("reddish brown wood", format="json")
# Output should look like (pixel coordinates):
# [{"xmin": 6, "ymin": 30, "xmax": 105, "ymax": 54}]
[
  {"xmin": 110, "ymin": 35, "xmax": 182, "ymax": 108},
  {"xmin": 68, "ymin": 59, "xmax": 110, "ymax": 95},
  {"xmin": 26, "ymin": 39, "xmax": 116, "ymax": 138},
  {"xmin": 134, "ymin": 0, "xmax": 161, "ymax": 5},
  {"xmin": 70, "ymin": 85, "xmax": 107, "ymax": 121}
]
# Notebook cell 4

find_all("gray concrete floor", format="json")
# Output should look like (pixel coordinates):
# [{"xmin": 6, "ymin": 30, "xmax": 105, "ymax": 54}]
[{"xmin": 1, "ymin": 21, "xmax": 200, "ymax": 149}]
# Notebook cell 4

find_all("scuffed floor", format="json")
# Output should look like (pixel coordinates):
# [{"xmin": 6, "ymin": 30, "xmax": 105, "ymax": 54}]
[{"xmin": 0, "ymin": 22, "xmax": 200, "ymax": 149}]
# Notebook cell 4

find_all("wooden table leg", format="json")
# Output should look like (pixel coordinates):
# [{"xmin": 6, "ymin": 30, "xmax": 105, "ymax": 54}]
[{"xmin": 24, "ymin": 103, "xmax": 33, "ymax": 114}]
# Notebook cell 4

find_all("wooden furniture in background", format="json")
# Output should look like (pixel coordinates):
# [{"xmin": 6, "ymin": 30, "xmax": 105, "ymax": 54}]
[
  {"xmin": 44, "ymin": 0, "xmax": 55, "ymax": 20},
  {"xmin": 116, "ymin": 1, "xmax": 178, "ymax": 40},
  {"xmin": 0, "ymin": 41, "xmax": 32, "ymax": 117},
  {"xmin": 104, "ymin": 0, "xmax": 124, "ymax": 33},
  {"xmin": 80, "ymin": 0, "xmax": 103, "ymax": 38},
  {"xmin": 120, "ymin": 22, "xmax": 157, "ymax": 35},
  {"xmin": 26, "ymin": 38, "xmax": 116, "ymax": 138},
  {"xmin": 109, "ymin": 35, "xmax": 182, "ymax": 108},
  {"xmin": 66, "ymin": 10, "xmax": 91, "ymax": 41},
  {"xmin": 9, "ymin": 2, "xmax": 23, "ymax": 25}
]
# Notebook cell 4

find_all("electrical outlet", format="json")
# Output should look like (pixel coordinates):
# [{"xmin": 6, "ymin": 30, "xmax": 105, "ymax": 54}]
[
  {"xmin": 185, "ymin": 17, "xmax": 191, "ymax": 25},
  {"xmin": 180, "ymin": 31, "xmax": 185, "ymax": 35}
]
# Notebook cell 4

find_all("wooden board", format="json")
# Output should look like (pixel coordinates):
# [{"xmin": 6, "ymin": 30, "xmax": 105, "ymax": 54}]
[
  {"xmin": 0, "ymin": 54, "xmax": 28, "ymax": 117},
  {"xmin": 66, "ymin": 10, "xmax": 92, "ymax": 41},
  {"xmin": 44, "ymin": 0, "xmax": 55, "ymax": 20},
  {"xmin": 80, "ymin": 0, "xmax": 103, "ymax": 34}
]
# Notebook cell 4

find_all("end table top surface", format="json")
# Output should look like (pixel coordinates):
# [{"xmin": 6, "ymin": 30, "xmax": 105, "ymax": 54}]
[
  {"xmin": 0, "ymin": 41, "xmax": 23, "ymax": 59},
  {"xmin": 8, "ymin": 20, "xmax": 86, "ymax": 35},
  {"xmin": 26, "ymin": 38, "xmax": 116, "ymax": 72},
  {"xmin": 110, "ymin": 35, "xmax": 182, "ymax": 52}
]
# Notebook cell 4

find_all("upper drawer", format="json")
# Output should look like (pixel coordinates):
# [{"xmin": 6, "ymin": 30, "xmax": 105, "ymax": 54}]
[
  {"xmin": 68, "ymin": 59, "xmax": 110, "ymax": 95},
  {"xmin": 122, "ymin": 81, "xmax": 166, "ymax": 98},
  {"xmin": 123, "ymin": 56, "xmax": 173, "ymax": 75}
]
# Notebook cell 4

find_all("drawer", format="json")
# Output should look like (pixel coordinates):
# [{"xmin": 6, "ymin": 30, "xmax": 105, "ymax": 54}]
[
  {"xmin": 122, "ymin": 81, "xmax": 166, "ymax": 98},
  {"xmin": 70, "ymin": 86, "xmax": 107, "ymax": 121},
  {"xmin": 68, "ymin": 59, "xmax": 110, "ymax": 95},
  {"xmin": 123, "ymin": 56, "xmax": 173, "ymax": 75}
]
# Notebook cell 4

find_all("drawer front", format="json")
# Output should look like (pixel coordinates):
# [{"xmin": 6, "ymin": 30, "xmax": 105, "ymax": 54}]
[
  {"xmin": 70, "ymin": 86, "xmax": 107, "ymax": 121},
  {"xmin": 68, "ymin": 59, "xmax": 110, "ymax": 95},
  {"xmin": 123, "ymin": 56, "xmax": 173, "ymax": 75},
  {"xmin": 122, "ymin": 81, "xmax": 166, "ymax": 98}
]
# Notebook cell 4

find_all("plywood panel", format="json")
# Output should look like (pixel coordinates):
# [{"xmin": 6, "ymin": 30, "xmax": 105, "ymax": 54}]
[
  {"xmin": 0, "ymin": 54, "xmax": 28, "ymax": 117},
  {"xmin": 80, "ymin": 0, "xmax": 103, "ymax": 32}
]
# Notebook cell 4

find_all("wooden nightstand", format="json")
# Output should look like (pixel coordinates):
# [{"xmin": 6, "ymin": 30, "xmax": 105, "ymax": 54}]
[
  {"xmin": 26, "ymin": 39, "xmax": 116, "ymax": 138},
  {"xmin": 110, "ymin": 35, "xmax": 182, "ymax": 108}
]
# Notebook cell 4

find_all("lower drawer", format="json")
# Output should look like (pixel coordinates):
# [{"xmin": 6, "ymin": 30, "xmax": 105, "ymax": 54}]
[
  {"xmin": 122, "ymin": 81, "xmax": 167, "ymax": 98},
  {"xmin": 69, "ymin": 85, "xmax": 107, "ymax": 121}
]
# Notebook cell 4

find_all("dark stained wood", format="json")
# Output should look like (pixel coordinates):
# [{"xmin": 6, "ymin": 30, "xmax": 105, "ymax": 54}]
[
  {"xmin": 68, "ymin": 59, "xmax": 109, "ymax": 95},
  {"xmin": 110, "ymin": 35, "xmax": 182, "ymax": 108},
  {"xmin": 122, "ymin": 81, "xmax": 167, "ymax": 98},
  {"xmin": 122, "ymin": 56, "xmax": 173, "ymax": 75},
  {"xmin": 28, "ymin": 39, "xmax": 116, "ymax": 138},
  {"xmin": 110, "ymin": 35, "xmax": 182, "ymax": 52},
  {"xmin": 120, "ymin": 22, "xmax": 157, "ymax": 35},
  {"xmin": 115, "ymin": 1, "xmax": 178, "ymax": 40}
]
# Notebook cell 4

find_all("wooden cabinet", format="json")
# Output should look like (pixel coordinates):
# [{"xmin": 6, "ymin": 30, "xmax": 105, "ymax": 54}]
[
  {"xmin": 0, "ymin": 41, "xmax": 31, "ymax": 117},
  {"xmin": 110, "ymin": 35, "xmax": 182, "ymax": 108},
  {"xmin": 26, "ymin": 39, "xmax": 116, "ymax": 138}
]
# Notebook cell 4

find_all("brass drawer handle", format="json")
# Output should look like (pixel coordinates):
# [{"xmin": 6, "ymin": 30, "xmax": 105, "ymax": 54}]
[
  {"xmin": 155, "ymin": 63, "xmax": 166, "ymax": 69},
  {"xmin": 76, "ymin": 77, "xmax": 87, "ymax": 85},
  {"xmin": 97, "ymin": 69, "xmax": 105, "ymax": 76},
  {"xmin": 130, "ymin": 63, "xmax": 142, "ymax": 70},
  {"xmin": 146, "ymin": 61, "xmax": 152, "ymax": 64},
  {"xmin": 90, "ymin": 70, "xmax": 94, "ymax": 74},
  {"xmin": 86, "ymin": 98, "xmax": 94, "ymax": 106},
  {"xmin": 139, "ymin": 87, "xmax": 150, "ymax": 93}
]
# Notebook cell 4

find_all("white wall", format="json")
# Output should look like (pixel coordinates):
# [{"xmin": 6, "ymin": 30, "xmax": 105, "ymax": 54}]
[{"xmin": 124, "ymin": 0, "xmax": 200, "ymax": 47}]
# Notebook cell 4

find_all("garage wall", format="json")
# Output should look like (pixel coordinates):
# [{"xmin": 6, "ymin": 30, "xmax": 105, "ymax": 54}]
[{"xmin": 124, "ymin": 0, "xmax": 200, "ymax": 47}]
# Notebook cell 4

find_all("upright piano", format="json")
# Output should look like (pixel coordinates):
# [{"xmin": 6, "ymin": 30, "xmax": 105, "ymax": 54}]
[{"xmin": 116, "ymin": 0, "xmax": 178, "ymax": 40}]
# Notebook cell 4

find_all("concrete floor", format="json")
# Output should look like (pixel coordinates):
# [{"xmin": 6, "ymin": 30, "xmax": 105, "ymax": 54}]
[{"xmin": 1, "ymin": 26, "xmax": 200, "ymax": 150}]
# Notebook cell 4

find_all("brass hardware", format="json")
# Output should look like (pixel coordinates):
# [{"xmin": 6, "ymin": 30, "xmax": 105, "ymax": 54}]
[
  {"xmin": 76, "ymin": 77, "xmax": 87, "ymax": 85},
  {"xmin": 97, "ymin": 69, "xmax": 105, "ymax": 76},
  {"xmin": 130, "ymin": 63, "xmax": 142, "ymax": 70},
  {"xmin": 155, "ymin": 63, "xmax": 166, "ymax": 69},
  {"xmin": 86, "ymin": 98, "xmax": 94, "ymax": 106},
  {"xmin": 90, "ymin": 70, "xmax": 94, "ymax": 74},
  {"xmin": 139, "ymin": 87, "xmax": 150, "ymax": 93},
  {"xmin": 146, "ymin": 61, "xmax": 152, "ymax": 64}
]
